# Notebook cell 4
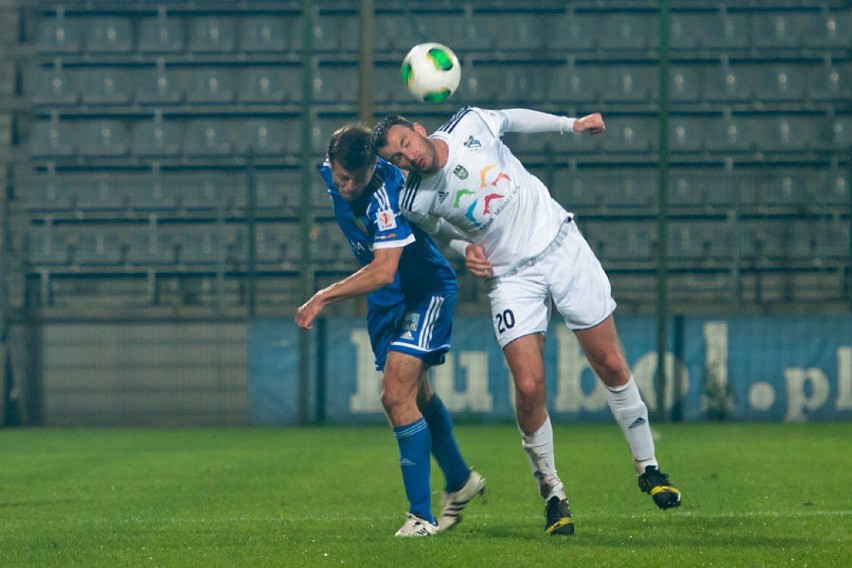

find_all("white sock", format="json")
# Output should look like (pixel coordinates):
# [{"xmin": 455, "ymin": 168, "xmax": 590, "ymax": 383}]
[
  {"xmin": 606, "ymin": 375, "xmax": 658, "ymax": 474},
  {"xmin": 520, "ymin": 415, "xmax": 566, "ymax": 501}
]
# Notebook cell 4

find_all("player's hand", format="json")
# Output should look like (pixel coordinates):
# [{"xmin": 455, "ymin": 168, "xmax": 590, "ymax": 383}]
[
  {"xmin": 465, "ymin": 244, "xmax": 493, "ymax": 279},
  {"xmin": 295, "ymin": 295, "xmax": 324, "ymax": 330},
  {"xmin": 574, "ymin": 113, "xmax": 605, "ymax": 135}
]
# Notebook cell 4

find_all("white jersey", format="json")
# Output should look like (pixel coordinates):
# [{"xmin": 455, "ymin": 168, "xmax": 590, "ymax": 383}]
[{"xmin": 400, "ymin": 107, "xmax": 572, "ymax": 278}]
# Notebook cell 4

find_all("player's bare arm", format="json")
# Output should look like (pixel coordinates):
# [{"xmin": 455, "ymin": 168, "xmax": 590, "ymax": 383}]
[
  {"xmin": 573, "ymin": 113, "xmax": 605, "ymax": 135},
  {"xmin": 295, "ymin": 246, "xmax": 404, "ymax": 330}
]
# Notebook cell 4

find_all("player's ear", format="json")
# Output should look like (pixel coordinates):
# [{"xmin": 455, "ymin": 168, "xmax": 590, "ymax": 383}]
[{"xmin": 412, "ymin": 123, "xmax": 428, "ymax": 137}]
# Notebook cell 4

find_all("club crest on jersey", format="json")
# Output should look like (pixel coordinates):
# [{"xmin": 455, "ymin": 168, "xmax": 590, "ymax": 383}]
[
  {"xmin": 464, "ymin": 136, "xmax": 482, "ymax": 152},
  {"xmin": 402, "ymin": 312, "xmax": 420, "ymax": 332},
  {"xmin": 453, "ymin": 165, "xmax": 469, "ymax": 180},
  {"xmin": 376, "ymin": 209, "xmax": 396, "ymax": 231}
]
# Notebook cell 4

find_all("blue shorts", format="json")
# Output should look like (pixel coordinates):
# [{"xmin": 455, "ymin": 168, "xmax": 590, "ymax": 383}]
[{"xmin": 366, "ymin": 291, "xmax": 456, "ymax": 371}]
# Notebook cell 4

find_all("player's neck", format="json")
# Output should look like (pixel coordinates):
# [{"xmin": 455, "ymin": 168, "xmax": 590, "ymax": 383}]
[{"xmin": 433, "ymin": 138, "xmax": 449, "ymax": 170}]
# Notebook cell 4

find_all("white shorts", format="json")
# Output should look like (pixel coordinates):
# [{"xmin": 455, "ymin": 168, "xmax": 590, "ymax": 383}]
[{"xmin": 486, "ymin": 220, "xmax": 617, "ymax": 348}]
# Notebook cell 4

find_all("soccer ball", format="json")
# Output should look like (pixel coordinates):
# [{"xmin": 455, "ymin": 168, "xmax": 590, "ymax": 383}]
[{"xmin": 401, "ymin": 42, "xmax": 461, "ymax": 103}]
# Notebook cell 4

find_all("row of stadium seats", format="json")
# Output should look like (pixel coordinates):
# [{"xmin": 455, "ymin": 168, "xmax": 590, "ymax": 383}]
[
  {"xmin": 21, "ymin": 170, "xmax": 329, "ymax": 214},
  {"xmin": 35, "ymin": 10, "xmax": 849, "ymax": 56},
  {"xmin": 29, "ymin": 114, "xmax": 850, "ymax": 160},
  {"xmin": 27, "ymin": 222, "xmax": 351, "ymax": 269},
  {"xmin": 26, "ymin": 217, "xmax": 848, "ymax": 271},
  {"xmin": 30, "ymin": 61, "xmax": 850, "ymax": 109},
  {"xmin": 20, "ymin": 167, "xmax": 848, "ymax": 218}
]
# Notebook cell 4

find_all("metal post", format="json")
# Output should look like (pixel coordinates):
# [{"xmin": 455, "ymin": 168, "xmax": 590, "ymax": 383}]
[
  {"xmin": 655, "ymin": 0, "xmax": 671, "ymax": 421},
  {"xmin": 298, "ymin": 0, "xmax": 316, "ymax": 425},
  {"xmin": 358, "ymin": 0, "xmax": 375, "ymax": 125}
]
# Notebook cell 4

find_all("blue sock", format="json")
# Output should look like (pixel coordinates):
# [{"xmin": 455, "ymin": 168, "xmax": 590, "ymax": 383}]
[
  {"xmin": 422, "ymin": 395, "xmax": 470, "ymax": 493},
  {"xmin": 394, "ymin": 417, "xmax": 434, "ymax": 524}
]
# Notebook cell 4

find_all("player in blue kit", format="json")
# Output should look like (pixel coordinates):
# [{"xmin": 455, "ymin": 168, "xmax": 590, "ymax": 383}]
[{"xmin": 296, "ymin": 124, "xmax": 484, "ymax": 537}]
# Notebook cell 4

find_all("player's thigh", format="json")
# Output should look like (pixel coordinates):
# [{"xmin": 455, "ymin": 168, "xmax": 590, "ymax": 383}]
[
  {"xmin": 487, "ymin": 272, "xmax": 550, "ymax": 349},
  {"xmin": 548, "ymin": 224, "xmax": 617, "ymax": 330}
]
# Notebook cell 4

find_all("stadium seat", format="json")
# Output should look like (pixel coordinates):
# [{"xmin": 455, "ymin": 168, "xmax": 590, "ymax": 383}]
[
  {"xmin": 803, "ymin": 11, "xmax": 849, "ymax": 49},
  {"xmin": 808, "ymin": 63, "xmax": 850, "ymax": 102},
  {"xmin": 85, "ymin": 17, "xmax": 133, "ymax": 53},
  {"xmin": 602, "ymin": 170, "xmax": 657, "ymax": 208},
  {"xmin": 28, "ymin": 227, "xmax": 71, "ymax": 266},
  {"xmin": 598, "ymin": 14, "xmax": 653, "ymax": 51},
  {"xmin": 234, "ymin": 170, "xmax": 301, "ymax": 214},
  {"xmin": 754, "ymin": 65, "xmax": 805, "ymax": 102},
  {"xmin": 187, "ymin": 68, "xmax": 235, "ymax": 105},
  {"xmin": 815, "ymin": 168, "xmax": 849, "ymax": 206},
  {"xmin": 581, "ymin": 220, "xmax": 654, "ymax": 262},
  {"xmin": 668, "ymin": 221, "xmax": 710, "ymax": 260},
  {"xmin": 240, "ymin": 16, "xmax": 288, "ymax": 53},
  {"xmin": 238, "ymin": 67, "xmax": 300, "ymax": 104},
  {"xmin": 74, "ymin": 229, "xmax": 124, "ymax": 266},
  {"xmin": 548, "ymin": 64, "xmax": 598, "ymax": 105},
  {"xmin": 32, "ymin": 67, "xmax": 78, "ymax": 106},
  {"xmin": 669, "ymin": 117, "xmax": 704, "ymax": 154},
  {"xmin": 670, "ymin": 13, "xmax": 704, "ymax": 50},
  {"xmin": 131, "ymin": 120, "xmax": 181, "ymax": 158},
  {"xmin": 600, "ymin": 66, "xmax": 657, "ymax": 104},
  {"xmin": 126, "ymin": 227, "xmax": 177, "ymax": 265},
  {"xmin": 177, "ymin": 174, "xmax": 236, "ymax": 211},
  {"xmin": 668, "ymin": 170, "xmax": 711, "ymax": 207},
  {"xmin": 753, "ymin": 12, "xmax": 803, "ymax": 50},
  {"xmin": 548, "ymin": 12, "xmax": 598, "ymax": 52},
  {"xmin": 30, "ymin": 120, "xmax": 75, "ymax": 158},
  {"xmin": 135, "ymin": 65, "xmax": 183, "ymax": 106},
  {"xmin": 188, "ymin": 17, "xmax": 236, "ymax": 53},
  {"xmin": 22, "ymin": 175, "xmax": 74, "ymax": 211},
  {"xmin": 138, "ymin": 14, "xmax": 184, "ymax": 53},
  {"xmin": 80, "ymin": 68, "xmax": 132, "ymax": 106},
  {"xmin": 126, "ymin": 177, "xmax": 178, "ymax": 211},
  {"xmin": 706, "ymin": 117, "xmax": 754, "ymax": 154},
  {"xmin": 313, "ymin": 13, "xmax": 358, "ymax": 54},
  {"xmin": 427, "ymin": 13, "xmax": 493, "ymax": 53},
  {"xmin": 73, "ymin": 176, "xmax": 127, "ymax": 211},
  {"xmin": 176, "ymin": 225, "xmax": 227, "ymax": 265},
  {"xmin": 598, "ymin": 118, "xmax": 655, "ymax": 155},
  {"xmin": 551, "ymin": 169, "xmax": 602, "ymax": 209},
  {"xmin": 372, "ymin": 62, "xmax": 409, "ymax": 104},
  {"xmin": 310, "ymin": 222, "xmax": 351, "ymax": 269},
  {"xmin": 829, "ymin": 116, "xmax": 850, "ymax": 151},
  {"xmin": 669, "ymin": 66, "xmax": 701, "ymax": 102},
  {"xmin": 184, "ymin": 120, "xmax": 232, "ymax": 156},
  {"xmin": 36, "ymin": 17, "xmax": 82, "ymax": 53},
  {"xmin": 703, "ymin": 11, "xmax": 750, "ymax": 50},
  {"xmin": 489, "ymin": 13, "xmax": 547, "ymax": 52},
  {"xmin": 704, "ymin": 64, "xmax": 753, "ymax": 102},
  {"xmin": 756, "ymin": 170, "xmax": 809, "ymax": 208},
  {"xmin": 812, "ymin": 218, "xmax": 850, "ymax": 260},
  {"xmin": 235, "ymin": 120, "xmax": 287, "ymax": 156},
  {"xmin": 507, "ymin": 64, "xmax": 551, "ymax": 105},
  {"xmin": 759, "ymin": 116, "xmax": 810, "ymax": 153},
  {"xmin": 79, "ymin": 120, "xmax": 128, "ymax": 157},
  {"xmin": 313, "ymin": 64, "xmax": 359, "ymax": 104}
]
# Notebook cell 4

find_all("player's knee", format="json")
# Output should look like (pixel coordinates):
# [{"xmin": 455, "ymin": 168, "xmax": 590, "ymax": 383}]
[{"xmin": 513, "ymin": 373, "xmax": 546, "ymax": 405}]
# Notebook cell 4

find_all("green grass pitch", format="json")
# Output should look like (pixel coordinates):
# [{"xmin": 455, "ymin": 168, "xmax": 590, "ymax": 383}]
[{"xmin": 1, "ymin": 423, "xmax": 849, "ymax": 567}]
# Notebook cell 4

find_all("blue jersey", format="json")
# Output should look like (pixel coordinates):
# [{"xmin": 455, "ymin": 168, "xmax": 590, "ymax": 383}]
[{"xmin": 318, "ymin": 158, "xmax": 458, "ymax": 312}]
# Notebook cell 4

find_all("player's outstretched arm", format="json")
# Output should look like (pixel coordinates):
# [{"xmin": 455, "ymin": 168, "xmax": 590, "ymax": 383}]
[
  {"xmin": 573, "ymin": 113, "xmax": 605, "ymax": 135},
  {"xmin": 295, "ymin": 247, "xmax": 403, "ymax": 330}
]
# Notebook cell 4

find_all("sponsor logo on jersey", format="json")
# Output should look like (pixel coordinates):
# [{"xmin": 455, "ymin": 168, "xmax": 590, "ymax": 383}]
[
  {"xmin": 402, "ymin": 312, "xmax": 420, "ymax": 331},
  {"xmin": 453, "ymin": 164, "xmax": 469, "ymax": 179},
  {"xmin": 376, "ymin": 209, "xmax": 397, "ymax": 231},
  {"xmin": 463, "ymin": 135, "xmax": 482, "ymax": 151}
]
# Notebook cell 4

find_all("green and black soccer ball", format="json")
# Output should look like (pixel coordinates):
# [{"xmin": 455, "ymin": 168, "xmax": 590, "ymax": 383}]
[{"xmin": 401, "ymin": 42, "xmax": 461, "ymax": 103}]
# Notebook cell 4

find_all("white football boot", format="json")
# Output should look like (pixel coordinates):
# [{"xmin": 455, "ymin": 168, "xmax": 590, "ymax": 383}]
[
  {"xmin": 437, "ymin": 469, "xmax": 486, "ymax": 531},
  {"xmin": 394, "ymin": 513, "xmax": 439, "ymax": 537}
]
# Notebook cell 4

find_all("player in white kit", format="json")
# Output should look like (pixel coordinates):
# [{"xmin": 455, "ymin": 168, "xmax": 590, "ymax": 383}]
[{"xmin": 372, "ymin": 107, "xmax": 682, "ymax": 536}]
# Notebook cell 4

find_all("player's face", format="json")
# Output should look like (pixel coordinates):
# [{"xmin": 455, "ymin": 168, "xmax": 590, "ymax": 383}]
[
  {"xmin": 330, "ymin": 159, "xmax": 376, "ymax": 201},
  {"xmin": 378, "ymin": 124, "xmax": 439, "ymax": 174}
]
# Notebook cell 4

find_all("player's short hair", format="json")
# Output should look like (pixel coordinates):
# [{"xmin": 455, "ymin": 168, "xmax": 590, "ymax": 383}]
[
  {"xmin": 327, "ymin": 124, "xmax": 374, "ymax": 172},
  {"xmin": 371, "ymin": 114, "xmax": 414, "ymax": 152}
]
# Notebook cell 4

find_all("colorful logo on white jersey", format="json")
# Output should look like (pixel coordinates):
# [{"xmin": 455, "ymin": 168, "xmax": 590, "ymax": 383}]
[
  {"xmin": 450, "ymin": 164, "xmax": 512, "ymax": 227},
  {"xmin": 376, "ymin": 209, "xmax": 397, "ymax": 231},
  {"xmin": 464, "ymin": 136, "xmax": 482, "ymax": 151},
  {"xmin": 453, "ymin": 165, "xmax": 469, "ymax": 179}
]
